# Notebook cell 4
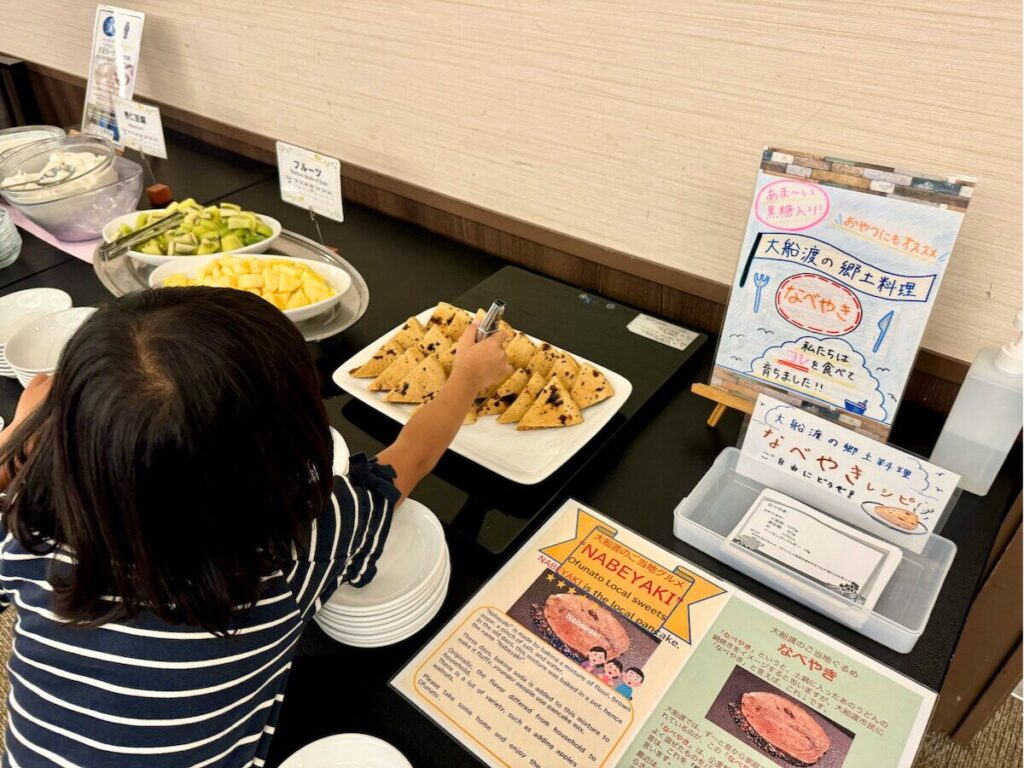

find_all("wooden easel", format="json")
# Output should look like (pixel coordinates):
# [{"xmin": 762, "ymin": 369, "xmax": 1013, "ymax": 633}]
[{"xmin": 690, "ymin": 382, "xmax": 755, "ymax": 428}]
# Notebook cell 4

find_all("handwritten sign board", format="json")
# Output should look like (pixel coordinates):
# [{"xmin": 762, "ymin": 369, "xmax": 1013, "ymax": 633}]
[
  {"xmin": 393, "ymin": 500, "xmax": 935, "ymax": 767},
  {"xmin": 740, "ymin": 394, "xmax": 960, "ymax": 553},
  {"xmin": 275, "ymin": 141, "xmax": 344, "ymax": 222},
  {"xmin": 712, "ymin": 148, "xmax": 974, "ymax": 439}
]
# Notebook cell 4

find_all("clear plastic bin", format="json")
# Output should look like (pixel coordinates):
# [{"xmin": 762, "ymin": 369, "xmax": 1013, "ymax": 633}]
[{"xmin": 673, "ymin": 448, "xmax": 956, "ymax": 653}]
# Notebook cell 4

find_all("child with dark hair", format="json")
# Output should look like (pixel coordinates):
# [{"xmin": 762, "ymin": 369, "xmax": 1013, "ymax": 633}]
[
  {"xmin": 599, "ymin": 658, "xmax": 623, "ymax": 687},
  {"xmin": 581, "ymin": 646, "xmax": 606, "ymax": 673},
  {"xmin": 0, "ymin": 287, "xmax": 511, "ymax": 767},
  {"xmin": 616, "ymin": 667, "xmax": 645, "ymax": 700}
]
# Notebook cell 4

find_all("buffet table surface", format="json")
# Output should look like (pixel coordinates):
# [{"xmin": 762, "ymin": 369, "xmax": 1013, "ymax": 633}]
[{"xmin": 0, "ymin": 131, "xmax": 1018, "ymax": 768}]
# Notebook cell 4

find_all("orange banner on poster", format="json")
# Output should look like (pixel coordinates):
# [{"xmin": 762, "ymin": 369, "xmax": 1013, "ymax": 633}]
[{"xmin": 541, "ymin": 507, "xmax": 726, "ymax": 643}]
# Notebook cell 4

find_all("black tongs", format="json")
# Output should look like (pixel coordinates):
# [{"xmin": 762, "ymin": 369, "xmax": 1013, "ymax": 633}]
[
  {"xmin": 476, "ymin": 300, "xmax": 506, "ymax": 342},
  {"xmin": 97, "ymin": 211, "xmax": 185, "ymax": 261}
]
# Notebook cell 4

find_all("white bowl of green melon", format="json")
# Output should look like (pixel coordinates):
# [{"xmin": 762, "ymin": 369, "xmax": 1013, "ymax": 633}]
[{"xmin": 102, "ymin": 207, "xmax": 282, "ymax": 267}]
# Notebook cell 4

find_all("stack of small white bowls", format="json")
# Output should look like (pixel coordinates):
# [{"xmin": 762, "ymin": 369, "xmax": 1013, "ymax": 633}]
[
  {"xmin": 280, "ymin": 734, "xmax": 413, "ymax": 768},
  {"xmin": 5, "ymin": 306, "xmax": 96, "ymax": 387},
  {"xmin": 315, "ymin": 497, "xmax": 450, "ymax": 648},
  {"xmin": 0, "ymin": 288, "xmax": 73, "ymax": 379}
]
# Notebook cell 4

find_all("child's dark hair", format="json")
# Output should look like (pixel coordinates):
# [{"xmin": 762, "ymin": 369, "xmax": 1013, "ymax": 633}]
[
  {"xmin": 0, "ymin": 288, "xmax": 332, "ymax": 634},
  {"xmin": 604, "ymin": 659, "xmax": 623, "ymax": 672},
  {"xmin": 626, "ymin": 667, "xmax": 645, "ymax": 681},
  {"xmin": 589, "ymin": 646, "xmax": 606, "ymax": 655}
]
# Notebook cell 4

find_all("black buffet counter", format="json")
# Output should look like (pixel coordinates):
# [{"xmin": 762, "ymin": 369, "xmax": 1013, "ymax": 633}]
[{"xmin": 0, "ymin": 131, "xmax": 1019, "ymax": 768}]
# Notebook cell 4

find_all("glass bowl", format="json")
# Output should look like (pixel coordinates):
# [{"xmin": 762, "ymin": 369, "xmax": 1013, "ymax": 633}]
[
  {"xmin": 5, "ymin": 156, "xmax": 143, "ymax": 241},
  {"xmin": 0, "ymin": 125, "xmax": 66, "ymax": 161},
  {"xmin": 0, "ymin": 134, "xmax": 117, "ymax": 205}
]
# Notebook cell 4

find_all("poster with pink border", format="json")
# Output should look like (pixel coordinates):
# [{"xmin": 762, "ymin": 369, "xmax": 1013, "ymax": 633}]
[{"xmin": 711, "ymin": 147, "xmax": 975, "ymax": 439}]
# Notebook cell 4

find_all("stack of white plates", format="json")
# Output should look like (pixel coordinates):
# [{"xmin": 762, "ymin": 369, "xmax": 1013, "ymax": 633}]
[
  {"xmin": 315, "ymin": 497, "xmax": 450, "ymax": 648},
  {"xmin": 0, "ymin": 289, "xmax": 73, "ymax": 378},
  {"xmin": 5, "ymin": 306, "xmax": 96, "ymax": 387},
  {"xmin": 280, "ymin": 733, "xmax": 413, "ymax": 768}
]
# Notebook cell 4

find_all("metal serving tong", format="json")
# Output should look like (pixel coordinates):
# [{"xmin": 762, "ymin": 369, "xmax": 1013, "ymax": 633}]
[
  {"xmin": 476, "ymin": 299, "xmax": 506, "ymax": 342},
  {"xmin": 96, "ymin": 210, "xmax": 185, "ymax": 262}
]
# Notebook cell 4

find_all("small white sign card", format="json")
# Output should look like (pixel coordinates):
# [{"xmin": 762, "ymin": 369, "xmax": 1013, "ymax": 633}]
[
  {"xmin": 726, "ymin": 489, "xmax": 902, "ymax": 612},
  {"xmin": 81, "ymin": 5, "xmax": 145, "ymax": 143},
  {"xmin": 275, "ymin": 141, "xmax": 344, "ymax": 222},
  {"xmin": 626, "ymin": 313, "xmax": 700, "ymax": 352},
  {"xmin": 740, "ymin": 393, "xmax": 961, "ymax": 553},
  {"xmin": 112, "ymin": 98, "xmax": 166, "ymax": 158}
]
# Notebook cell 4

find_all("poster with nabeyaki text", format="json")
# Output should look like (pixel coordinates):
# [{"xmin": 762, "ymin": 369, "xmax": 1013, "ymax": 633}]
[
  {"xmin": 392, "ymin": 500, "xmax": 934, "ymax": 767},
  {"xmin": 711, "ymin": 147, "xmax": 974, "ymax": 440}
]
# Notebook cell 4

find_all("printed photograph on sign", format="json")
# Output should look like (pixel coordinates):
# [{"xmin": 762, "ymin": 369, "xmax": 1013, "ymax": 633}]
[
  {"xmin": 506, "ymin": 569, "xmax": 660, "ymax": 701},
  {"xmin": 705, "ymin": 665, "xmax": 855, "ymax": 768},
  {"xmin": 711, "ymin": 148, "xmax": 974, "ymax": 439}
]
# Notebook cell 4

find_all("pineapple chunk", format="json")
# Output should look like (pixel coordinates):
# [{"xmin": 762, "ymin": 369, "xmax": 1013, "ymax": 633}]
[{"xmin": 237, "ymin": 274, "xmax": 264, "ymax": 289}]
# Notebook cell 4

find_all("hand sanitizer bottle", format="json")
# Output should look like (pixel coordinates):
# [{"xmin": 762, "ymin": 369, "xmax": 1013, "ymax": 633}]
[{"xmin": 930, "ymin": 310, "xmax": 1023, "ymax": 495}]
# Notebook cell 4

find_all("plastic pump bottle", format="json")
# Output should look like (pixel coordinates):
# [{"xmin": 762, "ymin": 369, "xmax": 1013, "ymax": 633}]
[{"xmin": 929, "ymin": 310, "xmax": 1023, "ymax": 495}]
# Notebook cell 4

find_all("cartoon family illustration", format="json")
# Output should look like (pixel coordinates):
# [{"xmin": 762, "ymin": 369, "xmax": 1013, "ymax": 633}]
[{"xmin": 581, "ymin": 646, "xmax": 645, "ymax": 700}]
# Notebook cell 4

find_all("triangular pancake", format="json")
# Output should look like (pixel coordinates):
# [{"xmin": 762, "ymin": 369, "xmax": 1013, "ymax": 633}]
[
  {"xmin": 349, "ymin": 338, "xmax": 403, "ymax": 378},
  {"xmin": 505, "ymin": 333, "xmax": 537, "ymax": 371},
  {"xmin": 477, "ymin": 369, "xmax": 529, "ymax": 416},
  {"xmin": 426, "ymin": 302, "xmax": 460, "ymax": 332},
  {"xmin": 415, "ymin": 391, "xmax": 477, "ymax": 424},
  {"xmin": 417, "ymin": 326, "xmax": 453, "ymax": 357},
  {"xmin": 386, "ymin": 355, "xmax": 448, "ymax": 403},
  {"xmin": 549, "ymin": 354, "xmax": 580, "ymax": 389},
  {"xmin": 444, "ymin": 309, "xmax": 474, "ymax": 341},
  {"xmin": 368, "ymin": 347, "xmax": 424, "ymax": 392},
  {"xmin": 571, "ymin": 364, "xmax": 615, "ymax": 409},
  {"xmin": 497, "ymin": 371, "xmax": 547, "ymax": 424},
  {"xmin": 436, "ymin": 342, "xmax": 458, "ymax": 374},
  {"xmin": 517, "ymin": 375, "xmax": 583, "ymax": 430},
  {"xmin": 391, "ymin": 317, "xmax": 426, "ymax": 350},
  {"xmin": 527, "ymin": 343, "xmax": 562, "ymax": 378}
]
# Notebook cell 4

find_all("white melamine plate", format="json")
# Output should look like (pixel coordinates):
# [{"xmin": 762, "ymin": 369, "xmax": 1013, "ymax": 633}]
[
  {"xmin": 323, "ymin": 498, "xmax": 446, "ymax": 613},
  {"xmin": 279, "ymin": 733, "xmax": 413, "ymax": 768},
  {"xmin": 317, "ymin": 555, "xmax": 450, "ymax": 632},
  {"xmin": 332, "ymin": 308, "xmax": 633, "ymax": 485}
]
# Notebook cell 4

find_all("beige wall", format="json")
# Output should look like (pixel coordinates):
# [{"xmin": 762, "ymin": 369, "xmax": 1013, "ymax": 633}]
[{"xmin": 2, "ymin": 0, "xmax": 1020, "ymax": 362}]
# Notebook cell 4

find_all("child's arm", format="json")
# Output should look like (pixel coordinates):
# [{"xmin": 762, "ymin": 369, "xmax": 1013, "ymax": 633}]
[{"xmin": 377, "ymin": 324, "xmax": 512, "ymax": 502}]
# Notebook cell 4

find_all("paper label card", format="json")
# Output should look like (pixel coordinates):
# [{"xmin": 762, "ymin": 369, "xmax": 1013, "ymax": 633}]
[
  {"xmin": 627, "ymin": 313, "xmax": 701, "ymax": 352},
  {"xmin": 741, "ymin": 394, "xmax": 960, "ymax": 552},
  {"xmin": 711, "ymin": 147, "xmax": 974, "ymax": 440},
  {"xmin": 81, "ymin": 5, "xmax": 145, "ymax": 143},
  {"xmin": 392, "ymin": 500, "xmax": 935, "ymax": 767},
  {"xmin": 726, "ymin": 489, "xmax": 902, "ymax": 611},
  {"xmin": 112, "ymin": 98, "xmax": 166, "ymax": 158},
  {"xmin": 275, "ymin": 141, "xmax": 344, "ymax": 222}
]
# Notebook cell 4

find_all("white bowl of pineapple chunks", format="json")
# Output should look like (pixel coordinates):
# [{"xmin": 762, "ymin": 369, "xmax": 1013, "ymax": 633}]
[
  {"xmin": 149, "ymin": 254, "xmax": 351, "ymax": 323},
  {"xmin": 103, "ymin": 198, "xmax": 281, "ymax": 266}
]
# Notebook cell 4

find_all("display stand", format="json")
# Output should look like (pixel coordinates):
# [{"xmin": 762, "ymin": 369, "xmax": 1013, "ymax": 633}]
[
  {"xmin": 690, "ymin": 382, "xmax": 753, "ymax": 427},
  {"xmin": 673, "ymin": 447, "xmax": 957, "ymax": 653}
]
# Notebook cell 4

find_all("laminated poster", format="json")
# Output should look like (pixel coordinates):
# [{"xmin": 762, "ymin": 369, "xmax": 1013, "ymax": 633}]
[
  {"xmin": 392, "ymin": 500, "xmax": 934, "ymax": 768},
  {"xmin": 81, "ymin": 5, "xmax": 145, "ymax": 144},
  {"xmin": 711, "ymin": 148, "xmax": 974, "ymax": 440}
]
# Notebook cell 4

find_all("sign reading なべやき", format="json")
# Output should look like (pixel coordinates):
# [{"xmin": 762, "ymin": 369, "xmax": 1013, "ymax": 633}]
[{"xmin": 711, "ymin": 148, "xmax": 974, "ymax": 439}]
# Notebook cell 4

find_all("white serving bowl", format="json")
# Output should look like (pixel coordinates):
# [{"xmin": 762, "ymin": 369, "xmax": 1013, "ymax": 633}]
[
  {"xmin": 0, "ymin": 289, "xmax": 73, "ymax": 378},
  {"xmin": 148, "ymin": 254, "xmax": 351, "ymax": 323},
  {"xmin": 102, "ymin": 209, "xmax": 282, "ymax": 266},
  {"xmin": 5, "ymin": 307, "xmax": 97, "ymax": 385}
]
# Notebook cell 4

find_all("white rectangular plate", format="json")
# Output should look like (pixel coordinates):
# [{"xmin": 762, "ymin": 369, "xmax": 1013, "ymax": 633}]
[{"xmin": 333, "ymin": 308, "xmax": 633, "ymax": 485}]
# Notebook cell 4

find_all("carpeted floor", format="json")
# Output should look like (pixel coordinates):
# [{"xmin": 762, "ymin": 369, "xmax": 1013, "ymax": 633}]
[{"xmin": 0, "ymin": 608, "xmax": 1017, "ymax": 765}]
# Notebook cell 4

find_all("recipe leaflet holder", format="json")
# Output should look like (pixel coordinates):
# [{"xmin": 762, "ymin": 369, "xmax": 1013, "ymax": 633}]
[{"xmin": 672, "ymin": 445, "xmax": 958, "ymax": 653}]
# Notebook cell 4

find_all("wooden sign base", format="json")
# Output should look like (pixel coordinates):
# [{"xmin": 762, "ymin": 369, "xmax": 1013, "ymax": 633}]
[{"xmin": 690, "ymin": 383, "xmax": 755, "ymax": 428}]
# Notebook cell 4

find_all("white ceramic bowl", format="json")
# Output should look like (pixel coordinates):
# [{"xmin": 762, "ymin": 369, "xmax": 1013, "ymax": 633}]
[
  {"xmin": 102, "ymin": 209, "xmax": 282, "ymax": 266},
  {"xmin": 148, "ymin": 254, "xmax": 351, "ymax": 323},
  {"xmin": 279, "ymin": 734, "xmax": 413, "ymax": 768},
  {"xmin": 0, "ymin": 289, "xmax": 73, "ymax": 377},
  {"xmin": 5, "ymin": 307, "xmax": 97, "ymax": 383}
]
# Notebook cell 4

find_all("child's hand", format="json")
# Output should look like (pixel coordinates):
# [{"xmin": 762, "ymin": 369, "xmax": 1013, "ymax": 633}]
[{"xmin": 450, "ymin": 323, "xmax": 513, "ymax": 393}]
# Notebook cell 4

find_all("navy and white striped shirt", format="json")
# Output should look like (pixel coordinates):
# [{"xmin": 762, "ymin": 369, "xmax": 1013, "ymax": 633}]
[{"xmin": 0, "ymin": 455, "xmax": 397, "ymax": 767}]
